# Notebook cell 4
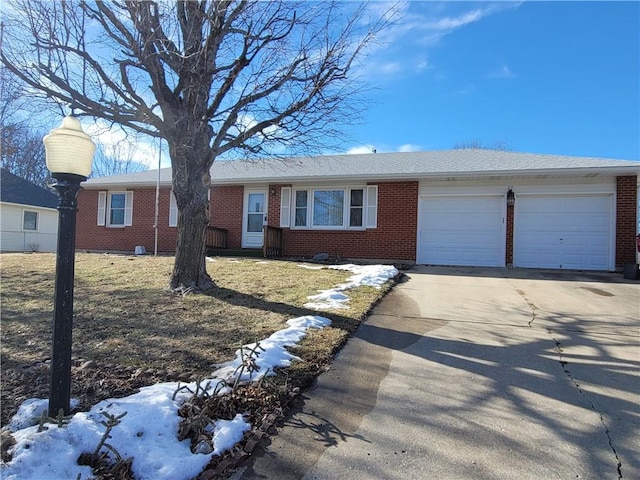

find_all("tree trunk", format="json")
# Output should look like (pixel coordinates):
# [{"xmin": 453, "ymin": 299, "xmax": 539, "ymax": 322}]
[{"xmin": 168, "ymin": 138, "xmax": 215, "ymax": 293}]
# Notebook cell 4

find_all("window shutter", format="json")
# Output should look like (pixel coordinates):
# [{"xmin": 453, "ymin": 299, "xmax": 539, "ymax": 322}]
[
  {"xmin": 97, "ymin": 191, "xmax": 106, "ymax": 226},
  {"xmin": 365, "ymin": 185, "xmax": 378, "ymax": 229},
  {"xmin": 124, "ymin": 191, "xmax": 134, "ymax": 226},
  {"xmin": 280, "ymin": 187, "xmax": 291, "ymax": 228},
  {"xmin": 169, "ymin": 192, "xmax": 178, "ymax": 227}
]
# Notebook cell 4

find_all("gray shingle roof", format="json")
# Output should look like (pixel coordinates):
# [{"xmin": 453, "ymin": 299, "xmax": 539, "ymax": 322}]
[
  {"xmin": 0, "ymin": 169, "xmax": 58, "ymax": 208},
  {"xmin": 83, "ymin": 149, "xmax": 640, "ymax": 188}
]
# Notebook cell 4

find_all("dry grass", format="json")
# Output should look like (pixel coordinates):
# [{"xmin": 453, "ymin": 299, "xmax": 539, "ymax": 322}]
[{"xmin": 0, "ymin": 253, "xmax": 393, "ymax": 424}]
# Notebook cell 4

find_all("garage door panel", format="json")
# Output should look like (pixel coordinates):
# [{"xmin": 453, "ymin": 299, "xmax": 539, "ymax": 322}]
[
  {"xmin": 515, "ymin": 195, "xmax": 612, "ymax": 271},
  {"xmin": 418, "ymin": 195, "xmax": 504, "ymax": 267}
]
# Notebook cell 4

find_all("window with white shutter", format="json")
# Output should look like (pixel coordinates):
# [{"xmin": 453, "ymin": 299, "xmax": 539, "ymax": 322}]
[
  {"xmin": 97, "ymin": 191, "xmax": 107, "ymax": 226},
  {"xmin": 280, "ymin": 187, "xmax": 291, "ymax": 228},
  {"xmin": 365, "ymin": 185, "xmax": 378, "ymax": 228},
  {"xmin": 169, "ymin": 192, "xmax": 178, "ymax": 227}
]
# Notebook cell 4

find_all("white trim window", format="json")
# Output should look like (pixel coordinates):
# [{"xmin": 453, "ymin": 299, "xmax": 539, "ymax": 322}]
[
  {"xmin": 97, "ymin": 191, "xmax": 133, "ymax": 227},
  {"xmin": 287, "ymin": 186, "xmax": 377, "ymax": 230},
  {"xmin": 22, "ymin": 210, "xmax": 38, "ymax": 231}
]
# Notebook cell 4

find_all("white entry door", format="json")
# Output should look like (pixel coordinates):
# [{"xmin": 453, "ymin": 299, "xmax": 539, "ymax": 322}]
[{"xmin": 242, "ymin": 190, "xmax": 267, "ymax": 248}]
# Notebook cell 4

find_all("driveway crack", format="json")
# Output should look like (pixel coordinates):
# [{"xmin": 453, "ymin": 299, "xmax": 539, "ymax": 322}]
[
  {"xmin": 514, "ymin": 288, "xmax": 537, "ymax": 327},
  {"xmin": 551, "ymin": 335, "xmax": 623, "ymax": 479}
]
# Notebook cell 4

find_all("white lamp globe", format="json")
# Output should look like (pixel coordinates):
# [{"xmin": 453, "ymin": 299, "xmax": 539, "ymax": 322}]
[{"xmin": 43, "ymin": 116, "xmax": 96, "ymax": 178}]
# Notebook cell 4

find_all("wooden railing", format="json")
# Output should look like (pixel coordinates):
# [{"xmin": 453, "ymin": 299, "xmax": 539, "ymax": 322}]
[
  {"xmin": 263, "ymin": 225, "xmax": 283, "ymax": 258},
  {"xmin": 205, "ymin": 226, "xmax": 228, "ymax": 249}
]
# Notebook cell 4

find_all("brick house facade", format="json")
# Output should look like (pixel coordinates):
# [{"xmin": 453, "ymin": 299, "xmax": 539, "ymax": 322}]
[{"xmin": 77, "ymin": 150, "xmax": 639, "ymax": 270}]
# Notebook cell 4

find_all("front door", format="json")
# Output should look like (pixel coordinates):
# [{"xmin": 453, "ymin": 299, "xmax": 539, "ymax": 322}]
[{"xmin": 242, "ymin": 190, "xmax": 267, "ymax": 248}]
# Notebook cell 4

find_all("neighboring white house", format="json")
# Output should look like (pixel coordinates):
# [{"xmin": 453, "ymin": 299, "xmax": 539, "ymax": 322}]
[{"xmin": 0, "ymin": 169, "xmax": 59, "ymax": 252}]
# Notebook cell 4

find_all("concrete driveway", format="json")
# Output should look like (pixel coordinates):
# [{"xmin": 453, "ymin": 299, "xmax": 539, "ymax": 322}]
[{"xmin": 234, "ymin": 267, "xmax": 639, "ymax": 480}]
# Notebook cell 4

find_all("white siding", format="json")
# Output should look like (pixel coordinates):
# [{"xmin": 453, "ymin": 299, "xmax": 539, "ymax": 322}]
[{"xmin": 0, "ymin": 203, "xmax": 58, "ymax": 252}]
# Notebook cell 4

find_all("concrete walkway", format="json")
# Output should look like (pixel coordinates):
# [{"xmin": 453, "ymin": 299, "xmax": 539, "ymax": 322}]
[{"xmin": 233, "ymin": 266, "xmax": 640, "ymax": 480}]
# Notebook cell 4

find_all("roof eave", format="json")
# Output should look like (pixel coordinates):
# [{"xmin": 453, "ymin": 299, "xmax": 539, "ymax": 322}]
[
  {"xmin": 212, "ymin": 165, "xmax": 640, "ymax": 185},
  {"xmin": 81, "ymin": 165, "xmax": 639, "ymax": 188},
  {"xmin": 83, "ymin": 180, "xmax": 173, "ymax": 189}
]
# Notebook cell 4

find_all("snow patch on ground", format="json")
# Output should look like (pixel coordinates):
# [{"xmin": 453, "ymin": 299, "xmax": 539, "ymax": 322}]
[
  {"xmin": 212, "ymin": 316, "xmax": 331, "ymax": 382},
  {"xmin": 3, "ymin": 263, "xmax": 397, "ymax": 479},
  {"xmin": 302, "ymin": 264, "xmax": 399, "ymax": 310},
  {"xmin": 2, "ymin": 316, "xmax": 331, "ymax": 480}
]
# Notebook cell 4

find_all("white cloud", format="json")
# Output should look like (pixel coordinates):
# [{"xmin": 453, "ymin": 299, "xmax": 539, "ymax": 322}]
[
  {"xmin": 346, "ymin": 145, "xmax": 377, "ymax": 154},
  {"xmin": 84, "ymin": 120, "xmax": 161, "ymax": 168},
  {"xmin": 398, "ymin": 144, "xmax": 422, "ymax": 153},
  {"xmin": 488, "ymin": 64, "xmax": 517, "ymax": 79},
  {"xmin": 380, "ymin": 62, "xmax": 402, "ymax": 74},
  {"xmin": 359, "ymin": 2, "xmax": 522, "ymax": 80},
  {"xmin": 424, "ymin": 9, "xmax": 486, "ymax": 32}
]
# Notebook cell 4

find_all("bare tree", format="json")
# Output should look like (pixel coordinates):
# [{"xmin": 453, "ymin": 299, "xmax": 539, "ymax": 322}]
[
  {"xmin": 92, "ymin": 143, "xmax": 149, "ymax": 178},
  {"xmin": 1, "ymin": 0, "xmax": 389, "ymax": 291},
  {"xmin": 0, "ymin": 122, "xmax": 51, "ymax": 188},
  {"xmin": 1, "ymin": 25, "xmax": 145, "ymax": 186},
  {"xmin": 0, "ymin": 47, "xmax": 51, "ymax": 187}
]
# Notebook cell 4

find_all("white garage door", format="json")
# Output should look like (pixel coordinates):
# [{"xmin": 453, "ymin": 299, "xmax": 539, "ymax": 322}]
[
  {"xmin": 514, "ymin": 195, "xmax": 613, "ymax": 270},
  {"xmin": 417, "ymin": 195, "xmax": 505, "ymax": 267}
]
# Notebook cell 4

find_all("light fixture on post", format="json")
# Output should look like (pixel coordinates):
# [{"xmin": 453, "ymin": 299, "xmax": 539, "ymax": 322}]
[
  {"xmin": 506, "ymin": 188, "xmax": 516, "ymax": 207},
  {"xmin": 43, "ymin": 115, "xmax": 96, "ymax": 417}
]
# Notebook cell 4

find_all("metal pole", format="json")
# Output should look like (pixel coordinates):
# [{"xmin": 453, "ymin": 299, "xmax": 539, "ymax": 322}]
[
  {"xmin": 154, "ymin": 138, "xmax": 161, "ymax": 256},
  {"xmin": 49, "ymin": 172, "xmax": 84, "ymax": 417}
]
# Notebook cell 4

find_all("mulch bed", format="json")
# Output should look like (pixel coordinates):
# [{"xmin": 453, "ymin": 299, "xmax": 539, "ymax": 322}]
[{"xmin": 1, "ymin": 358, "xmax": 302, "ymax": 479}]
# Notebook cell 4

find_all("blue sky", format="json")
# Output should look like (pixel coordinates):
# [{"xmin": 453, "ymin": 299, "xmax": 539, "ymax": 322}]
[{"xmin": 343, "ymin": 1, "xmax": 640, "ymax": 160}]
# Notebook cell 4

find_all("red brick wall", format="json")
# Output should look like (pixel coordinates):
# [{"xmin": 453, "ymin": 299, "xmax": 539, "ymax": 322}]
[
  {"xmin": 270, "ymin": 182, "xmax": 418, "ymax": 261},
  {"xmin": 506, "ymin": 204, "xmax": 514, "ymax": 265},
  {"xmin": 616, "ymin": 176, "xmax": 638, "ymax": 266},
  {"xmin": 76, "ymin": 188, "xmax": 177, "ymax": 253},
  {"xmin": 78, "ymin": 177, "xmax": 637, "ymax": 267},
  {"xmin": 210, "ymin": 185, "xmax": 244, "ymax": 248}
]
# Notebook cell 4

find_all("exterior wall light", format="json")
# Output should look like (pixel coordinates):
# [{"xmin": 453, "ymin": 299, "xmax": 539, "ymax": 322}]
[
  {"xmin": 506, "ymin": 188, "xmax": 516, "ymax": 207},
  {"xmin": 43, "ymin": 115, "xmax": 96, "ymax": 416}
]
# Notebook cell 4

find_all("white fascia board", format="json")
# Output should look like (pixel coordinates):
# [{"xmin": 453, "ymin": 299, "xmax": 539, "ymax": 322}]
[{"xmin": 0, "ymin": 201, "xmax": 58, "ymax": 212}]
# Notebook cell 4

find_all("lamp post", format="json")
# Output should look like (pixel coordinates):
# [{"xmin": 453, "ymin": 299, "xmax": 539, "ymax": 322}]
[{"xmin": 43, "ymin": 115, "xmax": 95, "ymax": 417}]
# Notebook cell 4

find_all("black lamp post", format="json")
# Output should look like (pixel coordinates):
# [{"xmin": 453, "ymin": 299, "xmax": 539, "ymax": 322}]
[{"xmin": 44, "ymin": 116, "xmax": 95, "ymax": 417}]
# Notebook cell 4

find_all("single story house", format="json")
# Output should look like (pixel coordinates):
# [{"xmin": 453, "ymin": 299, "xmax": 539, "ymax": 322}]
[
  {"xmin": 0, "ymin": 169, "xmax": 59, "ymax": 253},
  {"xmin": 77, "ymin": 149, "xmax": 639, "ymax": 271}
]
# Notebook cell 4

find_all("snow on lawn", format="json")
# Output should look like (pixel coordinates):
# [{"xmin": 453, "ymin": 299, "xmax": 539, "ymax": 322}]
[
  {"xmin": 3, "ymin": 264, "xmax": 397, "ymax": 480},
  {"xmin": 1, "ymin": 316, "xmax": 331, "ymax": 480},
  {"xmin": 302, "ymin": 263, "xmax": 399, "ymax": 310}
]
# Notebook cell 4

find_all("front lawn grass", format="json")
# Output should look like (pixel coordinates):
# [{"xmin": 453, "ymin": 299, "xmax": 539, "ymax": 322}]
[{"xmin": 0, "ymin": 253, "xmax": 393, "ymax": 425}]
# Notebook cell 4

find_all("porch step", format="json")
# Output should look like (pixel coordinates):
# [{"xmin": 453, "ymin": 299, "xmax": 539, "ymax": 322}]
[{"xmin": 206, "ymin": 247, "xmax": 263, "ymax": 258}]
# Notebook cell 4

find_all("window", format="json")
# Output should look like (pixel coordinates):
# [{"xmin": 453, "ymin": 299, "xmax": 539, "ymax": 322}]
[
  {"xmin": 109, "ymin": 193, "xmax": 126, "ymax": 225},
  {"xmin": 23, "ymin": 211, "xmax": 38, "ymax": 231},
  {"xmin": 349, "ymin": 189, "xmax": 363, "ymax": 227},
  {"xmin": 97, "ymin": 191, "xmax": 133, "ymax": 227},
  {"xmin": 295, "ymin": 190, "xmax": 308, "ymax": 227},
  {"xmin": 313, "ymin": 190, "xmax": 344, "ymax": 227},
  {"xmin": 288, "ymin": 186, "xmax": 376, "ymax": 230}
]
